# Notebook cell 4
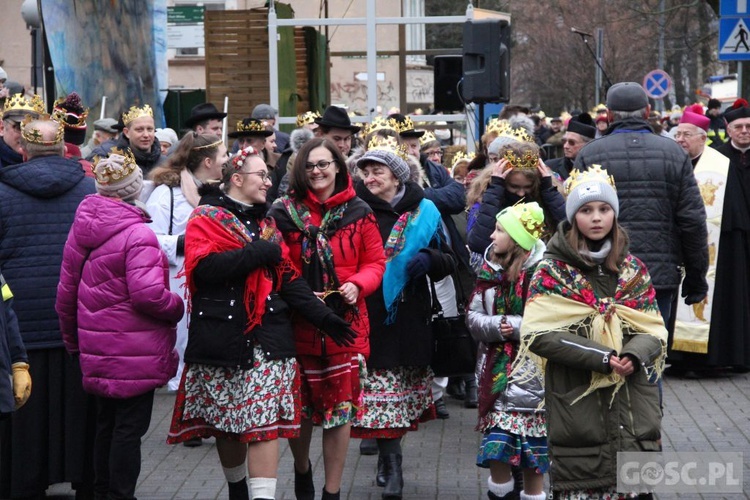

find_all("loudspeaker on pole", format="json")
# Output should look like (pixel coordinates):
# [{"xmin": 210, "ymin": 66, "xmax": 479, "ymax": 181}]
[
  {"xmin": 433, "ymin": 55, "xmax": 463, "ymax": 112},
  {"xmin": 462, "ymin": 19, "xmax": 511, "ymax": 103}
]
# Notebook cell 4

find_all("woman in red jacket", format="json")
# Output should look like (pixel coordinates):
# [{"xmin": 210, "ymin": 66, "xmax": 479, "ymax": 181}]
[{"xmin": 269, "ymin": 137, "xmax": 385, "ymax": 500}]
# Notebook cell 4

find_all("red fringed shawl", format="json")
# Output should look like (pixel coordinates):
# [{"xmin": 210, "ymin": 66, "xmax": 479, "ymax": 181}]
[{"xmin": 181, "ymin": 205, "xmax": 297, "ymax": 332}]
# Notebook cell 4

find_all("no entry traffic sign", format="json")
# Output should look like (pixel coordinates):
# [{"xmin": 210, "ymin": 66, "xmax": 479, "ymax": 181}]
[{"xmin": 643, "ymin": 70, "xmax": 671, "ymax": 99}]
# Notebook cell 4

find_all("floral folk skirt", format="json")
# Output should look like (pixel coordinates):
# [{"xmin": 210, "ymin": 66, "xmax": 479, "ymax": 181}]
[
  {"xmin": 166, "ymin": 346, "xmax": 300, "ymax": 444},
  {"xmin": 554, "ymin": 488, "xmax": 646, "ymax": 499},
  {"xmin": 477, "ymin": 410, "xmax": 549, "ymax": 473},
  {"xmin": 297, "ymin": 353, "xmax": 366, "ymax": 429},
  {"xmin": 351, "ymin": 366, "xmax": 436, "ymax": 439}
]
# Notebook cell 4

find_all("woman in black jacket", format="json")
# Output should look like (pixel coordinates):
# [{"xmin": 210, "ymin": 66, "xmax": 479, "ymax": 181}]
[
  {"xmin": 467, "ymin": 141, "xmax": 566, "ymax": 260},
  {"xmin": 352, "ymin": 145, "xmax": 455, "ymax": 499},
  {"xmin": 167, "ymin": 146, "xmax": 354, "ymax": 500}
]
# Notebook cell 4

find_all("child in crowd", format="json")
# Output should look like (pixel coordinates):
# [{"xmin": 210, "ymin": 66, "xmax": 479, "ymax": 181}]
[
  {"xmin": 467, "ymin": 201, "xmax": 548, "ymax": 500},
  {"xmin": 0, "ymin": 269, "xmax": 30, "ymax": 417},
  {"xmin": 518, "ymin": 166, "xmax": 666, "ymax": 499}
]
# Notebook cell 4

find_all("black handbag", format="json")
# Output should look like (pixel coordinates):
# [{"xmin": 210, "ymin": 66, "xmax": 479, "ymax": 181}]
[{"xmin": 429, "ymin": 272, "xmax": 476, "ymax": 377}]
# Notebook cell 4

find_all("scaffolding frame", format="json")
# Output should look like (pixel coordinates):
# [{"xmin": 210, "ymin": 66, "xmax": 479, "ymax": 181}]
[{"xmin": 267, "ymin": 1, "xmax": 475, "ymax": 139}]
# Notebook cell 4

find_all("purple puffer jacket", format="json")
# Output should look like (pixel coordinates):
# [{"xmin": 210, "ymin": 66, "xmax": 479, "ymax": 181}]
[{"xmin": 56, "ymin": 195, "xmax": 184, "ymax": 399}]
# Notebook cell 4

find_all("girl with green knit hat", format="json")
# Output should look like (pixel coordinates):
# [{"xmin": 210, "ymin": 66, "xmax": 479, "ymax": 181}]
[{"xmin": 467, "ymin": 201, "xmax": 548, "ymax": 500}]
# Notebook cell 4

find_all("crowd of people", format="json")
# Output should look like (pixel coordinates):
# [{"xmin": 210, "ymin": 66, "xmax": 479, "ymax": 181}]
[{"xmin": 0, "ymin": 75, "xmax": 746, "ymax": 500}]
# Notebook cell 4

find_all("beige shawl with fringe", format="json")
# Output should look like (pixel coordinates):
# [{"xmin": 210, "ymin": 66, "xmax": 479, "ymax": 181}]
[{"xmin": 514, "ymin": 255, "xmax": 667, "ymax": 407}]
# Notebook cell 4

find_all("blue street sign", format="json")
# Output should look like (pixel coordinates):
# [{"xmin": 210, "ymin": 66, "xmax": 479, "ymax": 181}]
[
  {"xmin": 719, "ymin": 18, "xmax": 750, "ymax": 61},
  {"xmin": 643, "ymin": 70, "xmax": 671, "ymax": 99},
  {"xmin": 721, "ymin": 0, "xmax": 750, "ymax": 17}
]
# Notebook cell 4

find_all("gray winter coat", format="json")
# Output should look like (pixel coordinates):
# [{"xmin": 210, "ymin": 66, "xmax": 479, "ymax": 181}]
[
  {"xmin": 574, "ymin": 118, "xmax": 708, "ymax": 294},
  {"xmin": 467, "ymin": 241, "xmax": 545, "ymax": 413}
]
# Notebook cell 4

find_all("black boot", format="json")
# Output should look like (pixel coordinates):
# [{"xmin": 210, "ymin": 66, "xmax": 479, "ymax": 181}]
[
  {"xmin": 294, "ymin": 460, "xmax": 315, "ymax": 500},
  {"xmin": 321, "ymin": 489, "xmax": 340, "ymax": 500},
  {"xmin": 464, "ymin": 376, "xmax": 478, "ymax": 409},
  {"xmin": 446, "ymin": 377, "xmax": 466, "ymax": 400},
  {"xmin": 382, "ymin": 454, "xmax": 403, "ymax": 499},
  {"xmin": 487, "ymin": 491, "xmax": 517, "ymax": 500},
  {"xmin": 360, "ymin": 437, "xmax": 378, "ymax": 455},
  {"xmin": 376, "ymin": 454, "xmax": 390, "ymax": 487},
  {"xmin": 228, "ymin": 478, "xmax": 250, "ymax": 500},
  {"xmin": 434, "ymin": 397, "xmax": 450, "ymax": 419}
]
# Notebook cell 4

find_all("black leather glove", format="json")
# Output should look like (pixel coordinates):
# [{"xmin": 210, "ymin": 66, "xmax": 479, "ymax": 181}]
[
  {"xmin": 406, "ymin": 251, "xmax": 431, "ymax": 279},
  {"xmin": 246, "ymin": 239, "xmax": 282, "ymax": 267},
  {"xmin": 321, "ymin": 313, "xmax": 357, "ymax": 347},
  {"xmin": 681, "ymin": 273, "xmax": 708, "ymax": 305}
]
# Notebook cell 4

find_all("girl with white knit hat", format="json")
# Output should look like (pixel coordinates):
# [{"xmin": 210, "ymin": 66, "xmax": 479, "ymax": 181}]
[{"xmin": 517, "ymin": 166, "xmax": 667, "ymax": 499}]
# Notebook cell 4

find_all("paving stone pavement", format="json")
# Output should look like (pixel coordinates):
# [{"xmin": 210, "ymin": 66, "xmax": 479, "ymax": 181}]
[{"xmin": 47, "ymin": 372, "xmax": 749, "ymax": 499}]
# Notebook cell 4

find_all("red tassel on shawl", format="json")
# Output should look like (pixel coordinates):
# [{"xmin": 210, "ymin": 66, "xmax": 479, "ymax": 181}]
[{"xmin": 182, "ymin": 207, "xmax": 297, "ymax": 333}]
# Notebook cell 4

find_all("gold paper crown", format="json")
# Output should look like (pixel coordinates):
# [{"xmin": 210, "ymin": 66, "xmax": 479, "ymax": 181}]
[
  {"xmin": 52, "ymin": 97, "xmax": 89, "ymax": 128},
  {"xmin": 296, "ymin": 111, "xmax": 321, "ymax": 128},
  {"xmin": 451, "ymin": 151, "xmax": 476, "ymax": 170},
  {"xmin": 395, "ymin": 116, "xmax": 417, "ymax": 134},
  {"xmin": 51, "ymin": 108, "xmax": 88, "ymax": 128},
  {"xmin": 507, "ymin": 201, "xmax": 545, "ymax": 242},
  {"xmin": 21, "ymin": 114, "xmax": 65, "ymax": 146},
  {"xmin": 419, "ymin": 131, "xmax": 438, "ymax": 147},
  {"xmin": 367, "ymin": 136, "xmax": 410, "ymax": 162},
  {"xmin": 364, "ymin": 116, "xmax": 399, "ymax": 137},
  {"xmin": 234, "ymin": 118, "xmax": 266, "ymax": 134},
  {"xmin": 122, "ymin": 104, "xmax": 153, "ymax": 126},
  {"xmin": 92, "ymin": 147, "xmax": 138, "ymax": 184},
  {"xmin": 564, "ymin": 164, "xmax": 617, "ymax": 195},
  {"xmin": 493, "ymin": 121, "xmax": 535, "ymax": 144},
  {"xmin": 485, "ymin": 118, "xmax": 506, "ymax": 135},
  {"xmin": 3, "ymin": 93, "xmax": 45, "ymax": 117},
  {"xmin": 503, "ymin": 149, "xmax": 539, "ymax": 171}
]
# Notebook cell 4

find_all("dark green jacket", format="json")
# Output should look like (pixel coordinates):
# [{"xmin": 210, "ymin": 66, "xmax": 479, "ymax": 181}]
[{"xmin": 529, "ymin": 224, "xmax": 663, "ymax": 492}]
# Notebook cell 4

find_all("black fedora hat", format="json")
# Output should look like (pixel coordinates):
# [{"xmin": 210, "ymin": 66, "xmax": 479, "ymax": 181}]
[
  {"xmin": 387, "ymin": 113, "xmax": 424, "ymax": 138},
  {"xmin": 184, "ymin": 102, "xmax": 228, "ymax": 129},
  {"xmin": 227, "ymin": 118, "xmax": 274, "ymax": 139},
  {"xmin": 314, "ymin": 106, "xmax": 361, "ymax": 133}
]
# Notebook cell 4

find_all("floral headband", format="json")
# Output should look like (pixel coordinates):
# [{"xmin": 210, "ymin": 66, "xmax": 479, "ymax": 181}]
[{"xmin": 231, "ymin": 146, "xmax": 261, "ymax": 170}]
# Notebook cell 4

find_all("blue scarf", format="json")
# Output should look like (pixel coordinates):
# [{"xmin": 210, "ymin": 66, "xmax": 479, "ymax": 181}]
[{"xmin": 382, "ymin": 198, "xmax": 441, "ymax": 324}]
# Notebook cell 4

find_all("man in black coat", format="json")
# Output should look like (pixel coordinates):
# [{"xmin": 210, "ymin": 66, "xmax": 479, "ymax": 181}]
[
  {"xmin": 546, "ymin": 117, "xmax": 596, "ymax": 180},
  {"xmin": 575, "ymin": 82, "xmax": 708, "ymax": 328},
  {"xmin": 0, "ymin": 116, "xmax": 96, "ymax": 498}
]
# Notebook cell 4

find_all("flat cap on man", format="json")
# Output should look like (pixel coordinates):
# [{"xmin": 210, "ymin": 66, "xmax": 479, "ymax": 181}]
[{"xmin": 606, "ymin": 82, "xmax": 649, "ymax": 112}]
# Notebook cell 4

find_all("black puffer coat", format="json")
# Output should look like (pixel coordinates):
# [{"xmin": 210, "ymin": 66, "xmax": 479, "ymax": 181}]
[
  {"xmin": 574, "ymin": 118, "xmax": 708, "ymax": 292},
  {"xmin": 467, "ymin": 175, "xmax": 567, "ymax": 254},
  {"xmin": 0, "ymin": 155, "xmax": 96, "ymax": 350}
]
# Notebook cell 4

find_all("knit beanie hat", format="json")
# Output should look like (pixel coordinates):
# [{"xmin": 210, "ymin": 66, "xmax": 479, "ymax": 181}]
[
  {"xmin": 496, "ymin": 201, "xmax": 545, "ymax": 251},
  {"xmin": 357, "ymin": 147, "xmax": 410, "ymax": 184},
  {"xmin": 93, "ymin": 149, "xmax": 143, "ymax": 202},
  {"xmin": 155, "ymin": 127, "xmax": 178, "ymax": 147},
  {"xmin": 564, "ymin": 165, "xmax": 619, "ymax": 222},
  {"xmin": 52, "ymin": 92, "xmax": 88, "ymax": 146}
]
